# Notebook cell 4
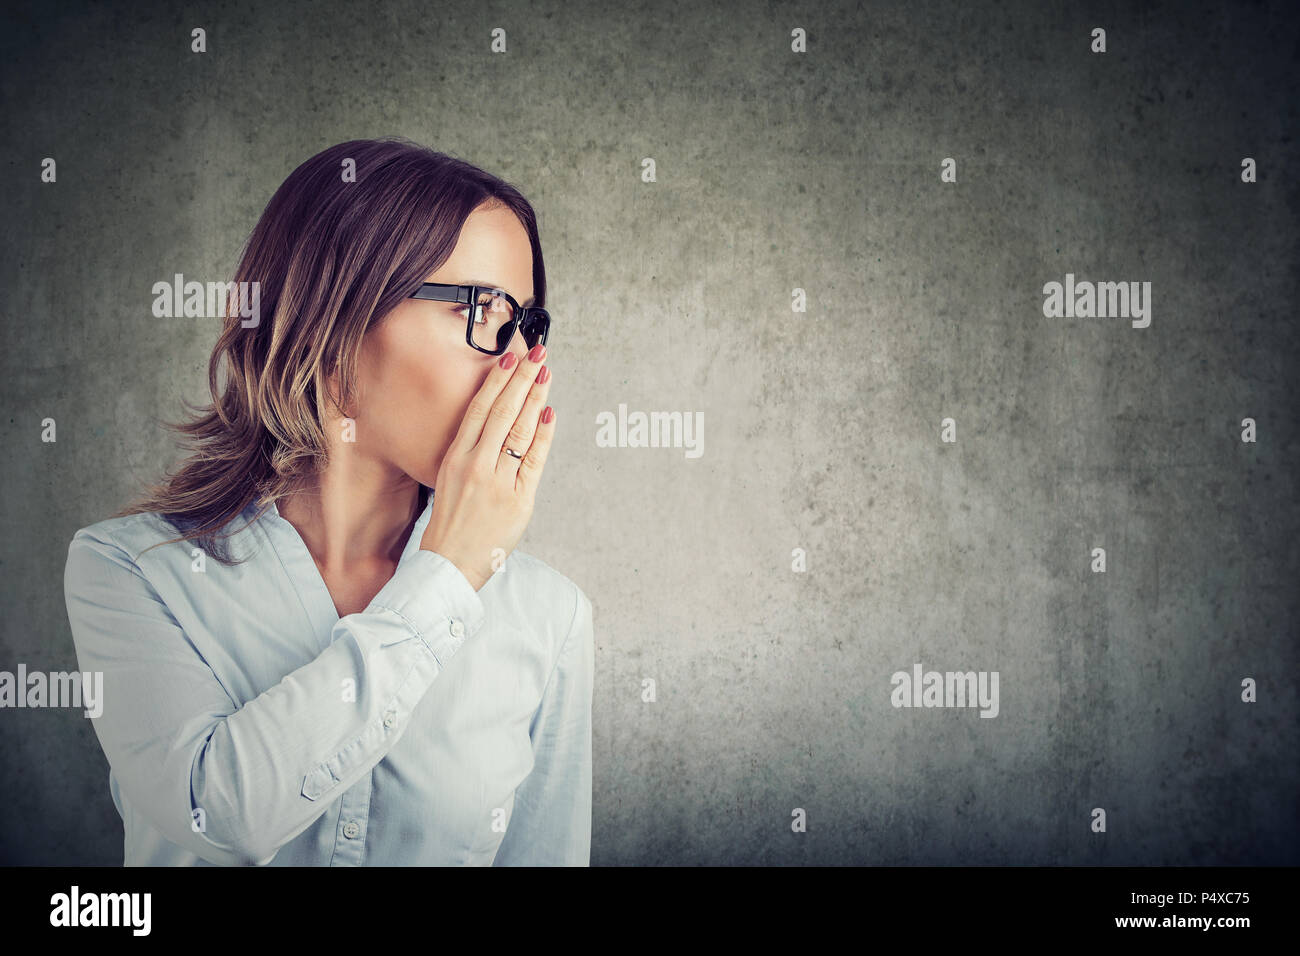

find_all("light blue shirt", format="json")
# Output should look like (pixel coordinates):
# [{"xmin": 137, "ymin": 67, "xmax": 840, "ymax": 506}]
[{"xmin": 62, "ymin": 490, "xmax": 593, "ymax": 866}]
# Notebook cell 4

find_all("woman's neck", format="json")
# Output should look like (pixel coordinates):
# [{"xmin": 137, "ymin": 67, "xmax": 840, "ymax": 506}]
[{"xmin": 278, "ymin": 466, "xmax": 426, "ymax": 572}]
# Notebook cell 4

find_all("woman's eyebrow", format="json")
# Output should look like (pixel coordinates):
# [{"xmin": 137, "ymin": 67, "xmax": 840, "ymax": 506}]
[{"xmin": 456, "ymin": 278, "xmax": 535, "ymax": 308}]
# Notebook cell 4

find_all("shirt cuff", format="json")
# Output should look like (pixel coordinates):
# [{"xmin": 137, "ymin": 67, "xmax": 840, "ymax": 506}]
[{"xmin": 366, "ymin": 548, "xmax": 487, "ymax": 665}]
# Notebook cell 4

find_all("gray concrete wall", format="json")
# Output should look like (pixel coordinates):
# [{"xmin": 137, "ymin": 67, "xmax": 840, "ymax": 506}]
[{"xmin": 1, "ymin": 0, "xmax": 1296, "ymax": 865}]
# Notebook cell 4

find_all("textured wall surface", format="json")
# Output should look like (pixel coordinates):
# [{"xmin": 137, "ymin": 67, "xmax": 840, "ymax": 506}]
[{"xmin": 1, "ymin": 0, "xmax": 1296, "ymax": 865}]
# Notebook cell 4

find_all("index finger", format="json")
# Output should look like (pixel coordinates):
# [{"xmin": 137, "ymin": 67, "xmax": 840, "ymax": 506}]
[
  {"xmin": 447, "ymin": 347, "xmax": 533, "ymax": 456},
  {"xmin": 475, "ymin": 343, "xmax": 548, "ymax": 459}
]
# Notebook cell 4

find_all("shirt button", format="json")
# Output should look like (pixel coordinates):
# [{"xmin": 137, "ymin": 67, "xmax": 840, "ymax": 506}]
[
  {"xmin": 342, "ymin": 821, "xmax": 360, "ymax": 839},
  {"xmin": 383, "ymin": 710, "xmax": 397, "ymax": 729},
  {"xmin": 450, "ymin": 618, "xmax": 465, "ymax": 638}
]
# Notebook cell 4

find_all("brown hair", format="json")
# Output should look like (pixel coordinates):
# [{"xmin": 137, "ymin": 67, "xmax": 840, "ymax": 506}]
[{"xmin": 118, "ymin": 137, "xmax": 547, "ymax": 565}]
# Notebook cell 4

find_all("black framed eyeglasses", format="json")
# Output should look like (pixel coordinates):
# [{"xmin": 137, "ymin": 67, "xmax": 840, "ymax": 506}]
[{"xmin": 409, "ymin": 282, "xmax": 551, "ymax": 356}]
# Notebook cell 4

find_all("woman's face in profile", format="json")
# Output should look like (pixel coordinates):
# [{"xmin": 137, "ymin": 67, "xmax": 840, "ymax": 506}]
[{"xmin": 350, "ymin": 200, "xmax": 538, "ymax": 489}]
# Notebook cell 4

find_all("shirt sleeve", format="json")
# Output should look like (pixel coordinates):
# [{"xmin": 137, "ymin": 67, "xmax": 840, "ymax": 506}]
[
  {"xmin": 64, "ymin": 530, "xmax": 486, "ymax": 866},
  {"xmin": 492, "ymin": 584, "xmax": 594, "ymax": 866}
]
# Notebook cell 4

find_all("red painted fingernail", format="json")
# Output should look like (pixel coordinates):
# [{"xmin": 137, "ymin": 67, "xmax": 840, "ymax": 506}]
[
  {"xmin": 537, "ymin": 365, "xmax": 550, "ymax": 385},
  {"xmin": 499, "ymin": 352, "xmax": 517, "ymax": 370},
  {"xmin": 542, "ymin": 406, "xmax": 554, "ymax": 424},
  {"xmin": 528, "ymin": 344, "xmax": 546, "ymax": 362}
]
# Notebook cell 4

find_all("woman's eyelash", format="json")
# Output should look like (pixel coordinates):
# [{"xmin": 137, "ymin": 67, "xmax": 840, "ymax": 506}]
[{"xmin": 452, "ymin": 304, "xmax": 486, "ymax": 323}]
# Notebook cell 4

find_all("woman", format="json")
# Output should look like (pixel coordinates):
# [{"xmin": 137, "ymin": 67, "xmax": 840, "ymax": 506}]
[{"xmin": 62, "ymin": 138, "xmax": 594, "ymax": 866}]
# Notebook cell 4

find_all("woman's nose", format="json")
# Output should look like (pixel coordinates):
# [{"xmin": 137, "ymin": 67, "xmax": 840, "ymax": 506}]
[{"xmin": 502, "ymin": 327, "xmax": 530, "ymax": 359}]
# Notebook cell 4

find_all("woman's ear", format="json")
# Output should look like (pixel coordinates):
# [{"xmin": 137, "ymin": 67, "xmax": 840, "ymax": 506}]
[{"xmin": 322, "ymin": 362, "xmax": 354, "ymax": 421}]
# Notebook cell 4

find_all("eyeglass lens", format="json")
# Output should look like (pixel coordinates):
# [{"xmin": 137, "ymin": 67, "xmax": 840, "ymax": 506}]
[{"xmin": 471, "ymin": 290, "xmax": 546, "ymax": 353}]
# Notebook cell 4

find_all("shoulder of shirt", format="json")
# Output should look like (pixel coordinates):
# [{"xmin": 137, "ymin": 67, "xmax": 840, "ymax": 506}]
[
  {"xmin": 503, "ymin": 547, "xmax": 592, "ymax": 638},
  {"xmin": 67, "ymin": 508, "xmax": 244, "ymax": 567},
  {"xmin": 69, "ymin": 510, "xmax": 169, "ymax": 554}
]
